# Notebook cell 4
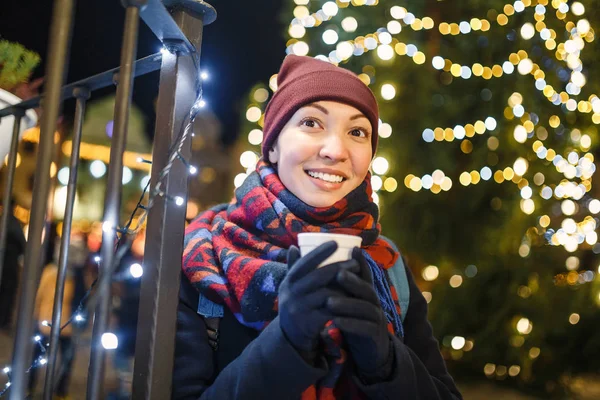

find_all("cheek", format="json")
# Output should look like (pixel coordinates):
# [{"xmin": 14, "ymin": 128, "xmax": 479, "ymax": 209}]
[{"xmin": 353, "ymin": 152, "xmax": 373, "ymax": 181}]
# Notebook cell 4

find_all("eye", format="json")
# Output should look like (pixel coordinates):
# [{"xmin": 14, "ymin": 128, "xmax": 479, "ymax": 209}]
[
  {"xmin": 300, "ymin": 117, "xmax": 322, "ymax": 129},
  {"xmin": 349, "ymin": 128, "xmax": 368, "ymax": 138}
]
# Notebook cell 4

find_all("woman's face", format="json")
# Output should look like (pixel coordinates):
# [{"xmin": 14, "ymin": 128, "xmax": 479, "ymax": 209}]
[{"xmin": 268, "ymin": 101, "xmax": 373, "ymax": 208}]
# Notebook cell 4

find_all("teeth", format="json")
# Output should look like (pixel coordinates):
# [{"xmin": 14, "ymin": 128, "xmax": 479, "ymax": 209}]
[{"xmin": 307, "ymin": 170, "xmax": 344, "ymax": 183}]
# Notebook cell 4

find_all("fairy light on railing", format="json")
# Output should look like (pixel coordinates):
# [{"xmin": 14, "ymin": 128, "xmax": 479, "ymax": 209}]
[{"xmin": 0, "ymin": 46, "xmax": 205, "ymax": 398}]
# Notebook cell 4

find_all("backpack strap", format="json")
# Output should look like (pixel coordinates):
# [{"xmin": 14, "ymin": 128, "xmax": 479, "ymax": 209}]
[
  {"xmin": 204, "ymin": 317, "xmax": 220, "ymax": 351},
  {"xmin": 197, "ymin": 295, "xmax": 223, "ymax": 351},
  {"xmin": 381, "ymin": 236, "xmax": 410, "ymax": 322}
]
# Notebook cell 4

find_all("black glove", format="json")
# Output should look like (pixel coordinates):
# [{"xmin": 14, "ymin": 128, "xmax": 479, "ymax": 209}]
[
  {"xmin": 326, "ymin": 247, "xmax": 393, "ymax": 378},
  {"xmin": 279, "ymin": 241, "xmax": 360, "ymax": 354}
]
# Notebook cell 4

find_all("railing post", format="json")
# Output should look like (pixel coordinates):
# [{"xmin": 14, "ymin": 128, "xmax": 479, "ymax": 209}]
[
  {"xmin": 42, "ymin": 86, "xmax": 90, "ymax": 400},
  {"xmin": 8, "ymin": 0, "xmax": 76, "ymax": 397},
  {"xmin": 0, "ymin": 110, "xmax": 24, "ymax": 290},
  {"xmin": 132, "ymin": 1, "xmax": 215, "ymax": 398},
  {"xmin": 86, "ymin": 2, "xmax": 145, "ymax": 399}
]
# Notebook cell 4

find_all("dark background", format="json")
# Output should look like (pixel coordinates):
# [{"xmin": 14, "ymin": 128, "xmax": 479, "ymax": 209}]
[{"xmin": 1, "ymin": 0, "xmax": 286, "ymax": 145}]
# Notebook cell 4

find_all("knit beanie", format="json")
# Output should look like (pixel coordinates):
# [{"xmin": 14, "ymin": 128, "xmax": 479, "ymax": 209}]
[{"xmin": 261, "ymin": 55, "xmax": 379, "ymax": 158}]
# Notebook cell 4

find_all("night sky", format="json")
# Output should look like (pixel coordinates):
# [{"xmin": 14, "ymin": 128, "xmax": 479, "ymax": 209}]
[{"xmin": 1, "ymin": 0, "xmax": 286, "ymax": 145}]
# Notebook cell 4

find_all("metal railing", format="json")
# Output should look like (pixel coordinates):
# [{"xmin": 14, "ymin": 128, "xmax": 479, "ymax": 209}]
[{"xmin": 0, "ymin": 0, "xmax": 216, "ymax": 399}]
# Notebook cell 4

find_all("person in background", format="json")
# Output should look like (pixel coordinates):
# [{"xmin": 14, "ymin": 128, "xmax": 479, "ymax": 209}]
[
  {"xmin": 0, "ymin": 200, "xmax": 26, "ymax": 331},
  {"xmin": 109, "ymin": 230, "xmax": 145, "ymax": 400},
  {"xmin": 28, "ymin": 262, "xmax": 75, "ymax": 400},
  {"xmin": 28, "ymin": 232, "xmax": 82, "ymax": 400}
]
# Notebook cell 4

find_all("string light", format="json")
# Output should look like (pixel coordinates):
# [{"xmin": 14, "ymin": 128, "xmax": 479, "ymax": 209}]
[
  {"xmin": 130, "ymin": 263, "xmax": 143, "ymax": 278},
  {"xmin": 101, "ymin": 333, "xmax": 119, "ymax": 350},
  {"xmin": 234, "ymin": 1, "xmax": 598, "ymax": 386},
  {"xmin": 0, "ymin": 49, "xmax": 206, "ymax": 398}
]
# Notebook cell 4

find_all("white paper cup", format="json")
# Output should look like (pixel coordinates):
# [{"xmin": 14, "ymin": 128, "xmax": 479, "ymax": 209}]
[{"xmin": 297, "ymin": 232, "xmax": 363, "ymax": 268}]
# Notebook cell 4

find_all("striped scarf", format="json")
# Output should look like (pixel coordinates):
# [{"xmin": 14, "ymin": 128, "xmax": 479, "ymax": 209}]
[{"xmin": 182, "ymin": 159, "xmax": 402, "ymax": 399}]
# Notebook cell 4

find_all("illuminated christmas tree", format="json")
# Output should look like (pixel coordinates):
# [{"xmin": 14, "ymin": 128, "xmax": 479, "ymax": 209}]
[{"xmin": 235, "ymin": 0, "xmax": 600, "ymax": 395}]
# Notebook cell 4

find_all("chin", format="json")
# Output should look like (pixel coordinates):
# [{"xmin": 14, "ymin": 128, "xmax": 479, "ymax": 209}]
[{"xmin": 300, "ymin": 194, "xmax": 341, "ymax": 208}]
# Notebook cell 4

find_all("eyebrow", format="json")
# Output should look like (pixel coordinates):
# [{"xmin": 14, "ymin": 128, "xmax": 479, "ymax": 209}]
[{"xmin": 304, "ymin": 103, "xmax": 369, "ymax": 122}]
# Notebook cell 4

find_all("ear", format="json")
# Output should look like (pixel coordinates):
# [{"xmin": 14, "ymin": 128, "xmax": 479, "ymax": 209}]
[{"xmin": 268, "ymin": 142, "xmax": 279, "ymax": 164}]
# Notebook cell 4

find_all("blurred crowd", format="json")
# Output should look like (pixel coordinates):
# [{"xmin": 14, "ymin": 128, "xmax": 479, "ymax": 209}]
[{"xmin": 0, "ymin": 202, "xmax": 145, "ymax": 399}]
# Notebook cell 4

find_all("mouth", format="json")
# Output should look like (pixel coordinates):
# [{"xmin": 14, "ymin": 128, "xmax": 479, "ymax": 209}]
[{"xmin": 304, "ymin": 170, "xmax": 348, "ymax": 185}]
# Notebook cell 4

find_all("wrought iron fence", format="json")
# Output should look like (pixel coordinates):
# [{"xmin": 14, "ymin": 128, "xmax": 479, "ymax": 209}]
[{"xmin": 0, "ymin": 0, "xmax": 216, "ymax": 398}]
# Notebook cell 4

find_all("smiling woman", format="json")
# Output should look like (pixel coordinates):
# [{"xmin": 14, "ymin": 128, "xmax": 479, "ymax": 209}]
[
  {"xmin": 268, "ymin": 101, "xmax": 373, "ymax": 207},
  {"xmin": 175, "ymin": 55, "xmax": 463, "ymax": 400}
]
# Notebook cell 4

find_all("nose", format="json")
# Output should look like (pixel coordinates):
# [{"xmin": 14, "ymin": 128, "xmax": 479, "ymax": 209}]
[{"xmin": 319, "ymin": 132, "xmax": 349, "ymax": 162}]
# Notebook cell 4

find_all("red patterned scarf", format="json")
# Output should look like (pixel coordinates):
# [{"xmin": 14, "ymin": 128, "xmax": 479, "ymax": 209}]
[{"xmin": 183, "ymin": 159, "xmax": 401, "ymax": 398}]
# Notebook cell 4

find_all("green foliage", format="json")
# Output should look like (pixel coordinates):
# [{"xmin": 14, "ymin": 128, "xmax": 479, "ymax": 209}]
[{"xmin": 0, "ymin": 40, "xmax": 41, "ymax": 91}]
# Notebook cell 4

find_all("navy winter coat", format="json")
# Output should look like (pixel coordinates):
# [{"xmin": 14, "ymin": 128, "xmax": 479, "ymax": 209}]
[{"xmin": 173, "ymin": 261, "xmax": 463, "ymax": 399}]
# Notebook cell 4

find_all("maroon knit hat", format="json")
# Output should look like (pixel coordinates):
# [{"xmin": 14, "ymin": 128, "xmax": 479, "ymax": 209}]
[{"xmin": 261, "ymin": 55, "xmax": 379, "ymax": 157}]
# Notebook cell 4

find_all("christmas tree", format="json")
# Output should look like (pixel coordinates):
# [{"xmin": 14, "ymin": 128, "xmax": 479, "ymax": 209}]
[{"xmin": 235, "ymin": 0, "xmax": 600, "ymax": 396}]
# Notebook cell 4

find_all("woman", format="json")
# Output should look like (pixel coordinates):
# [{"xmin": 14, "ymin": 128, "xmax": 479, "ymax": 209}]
[{"xmin": 174, "ymin": 55, "xmax": 462, "ymax": 399}]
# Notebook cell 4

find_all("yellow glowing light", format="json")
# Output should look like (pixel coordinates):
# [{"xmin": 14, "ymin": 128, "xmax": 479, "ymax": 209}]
[
  {"xmin": 539, "ymin": 215, "xmax": 550, "ymax": 227},
  {"xmin": 514, "ymin": 125, "xmax": 528, "ymax": 143},
  {"xmin": 503, "ymin": 167, "xmax": 515, "ymax": 181},
  {"xmin": 383, "ymin": 177, "xmax": 398, "ymax": 192},
  {"xmin": 390, "ymin": 6, "xmax": 407, "ymax": 20},
  {"xmin": 422, "ymin": 17, "xmax": 434, "ymax": 30},
  {"xmin": 508, "ymin": 366, "xmax": 521, "ymax": 377},
  {"xmin": 413, "ymin": 52, "xmax": 426, "ymax": 65},
  {"xmin": 386, "ymin": 20, "xmax": 402, "ymax": 35},
  {"xmin": 409, "ymin": 177, "xmax": 422, "ymax": 191},
  {"xmin": 569, "ymin": 313, "xmax": 580, "ymax": 325},
  {"xmin": 248, "ymin": 129, "xmax": 263, "ymax": 145},
  {"xmin": 513, "ymin": 158, "xmax": 528, "ymax": 176},
  {"xmin": 293, "ymin": 6, "xmax": 309, "ymax": 19},
  {"xmin": 459, "ymin": 172, "xmax": 472, "ymax": 186},
  {"xmin": 449, "ymin": 275, "xmax": 463, "ymax": 288},
  {"xmin": 422, "ymin": 291, "xmax": 432, "ymax": 303},
  {"xmin": 571, "ymin": 2, "xmax": 585, "ymax": 16},
  {"xmin": 341, "ymin": 16, "xmax": 358, "ymax": 32},
  {"xmin": 246, "ymin": 106, "xmax": 262, "ymax": 122},
  {"xmin": 494, "ymin": 171, "xmax": 504, "ymax": 184},
  {"xmin": 358, "ymin": 73, "xmax": 370, "ymax": 86},
  {"xmin": 394, "ymin": 43, "xmax": 407, "ymax": 55},
  {"xmin": 516, "ymin": 317, "xmax": 533, "ymax": 334},
  {"xmin": 529, "ymin": 347, "xmax": 540, "ymax": 359},
  {"xmin": 322, "ymin": 29, "xmax": 339, "ymax": 45},
  {"xmin": 289, "ymin": 24, "xmax": 306, "ymax": 39},
  {"xmin": 293, "ymin": 41, "xmax": 309, "ymax": 56},
  {"xmin": 377, "ymin": 44, "xmax": 395, "ymax": 61},
  {"xmin": 487, "ymin": 137, "xmax": 499, "ymax": 151},
  {"xmin": 372, "ymin": 156, "xmax": 389, "ymax": 175},
  {"xmin": 519, "ymin": 244, "xmax": 530, "ymax": 258},
  {"xmin": 380, "ymin": 83, "xmax": 396, "ymax": 100},
  {"xmin": 561, "ymin": 200, "xmax": 577, "ymax": 216},
  {"xmin": 451, "ymin": 336, "xmax": 466, "ymax": 350},
  {"xmin": 3, "ymin": 153, "xmax": 21, "ymax": 168},
  {"xmin": 379, "ymin": 122, "xmax": 392, "ymax": 138},
  {"xmin": 521, "ymin": 23, "xmax": 535, "ymax": 40},
  {"xmin": 239, "ymin": 151, "xmax": 259, "ymax": 169},
  {"xmin": 484, "ymin": 363, "xmax": 496, "ymax": 376},
  {"xmin": 521, "ymin": 199, "xmax": 535, "ymax": 214},
  {"xmin": 234, "ymin": 173, "xmax": 247, "ymax": 188},
  {"xmin": 422, "ymin": 265, "xmax": 439, "ymax": 281},
  {"xmin": 441, "ymin": 177, "xmax": 453, "ymax": 191},
  {"xmin": 269, "ymin": 74, "xmax": 278, "ymax": 92},
  {"xmin": 253, "ymin": 88, "xmax": 269, "ymax": 103}
]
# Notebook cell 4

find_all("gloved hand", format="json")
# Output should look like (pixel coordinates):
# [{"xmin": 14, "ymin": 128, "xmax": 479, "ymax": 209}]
[
  {"xmin": 279, "ymin": 241, "xmax": 360, "ymax": 354},
  {"xmin": 326, "ymin": 247, "xmax": 393, "ymax": 378}
]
